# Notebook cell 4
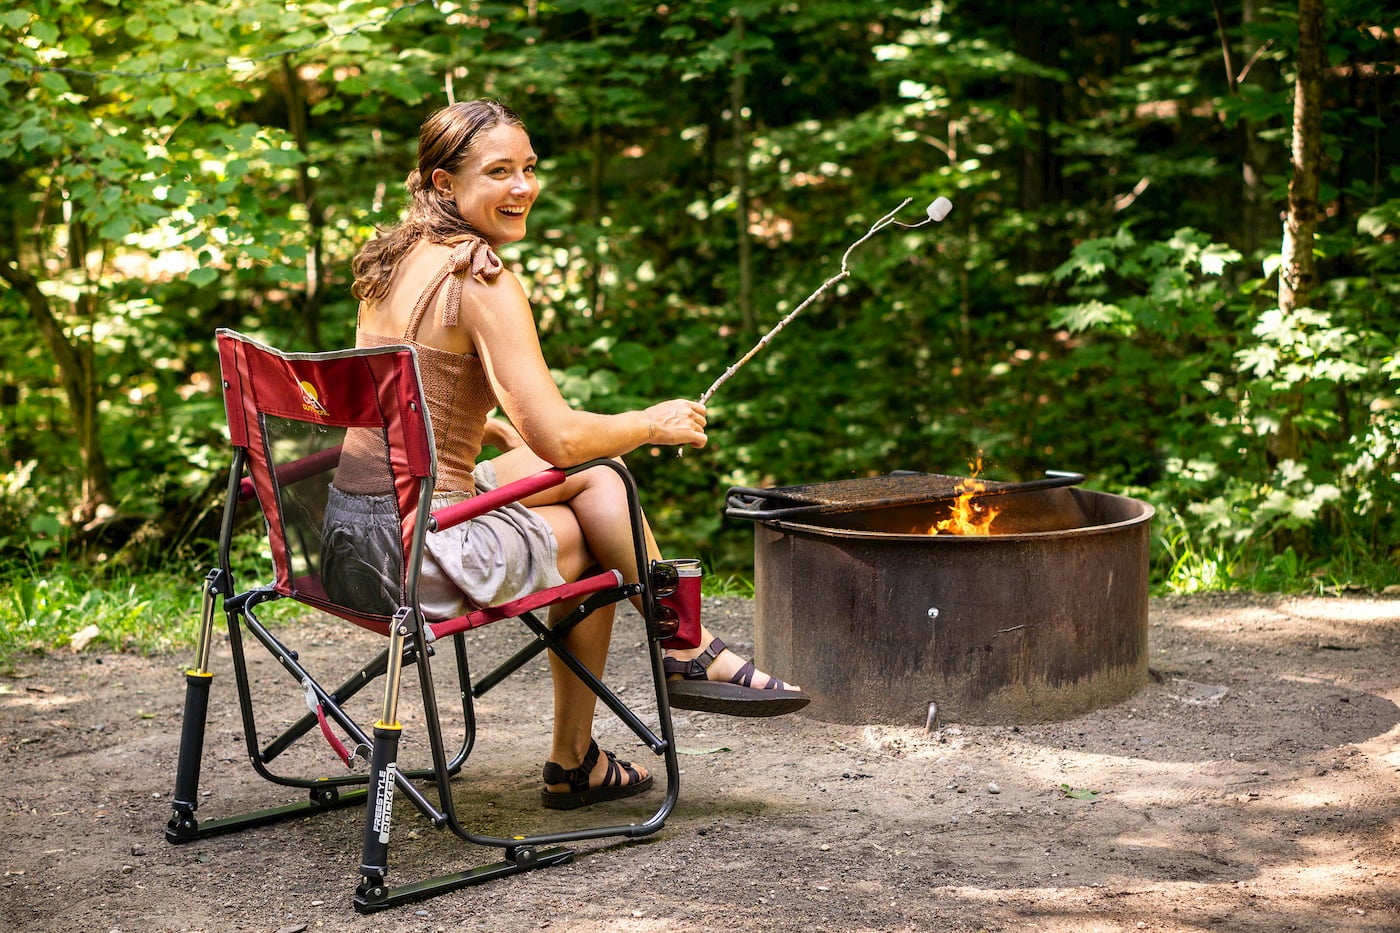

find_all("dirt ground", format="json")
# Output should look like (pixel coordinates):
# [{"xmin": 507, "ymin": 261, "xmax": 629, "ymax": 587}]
[{"xmin": 1, "ymin": 591, "xmax": 1397, "ymax": 933}]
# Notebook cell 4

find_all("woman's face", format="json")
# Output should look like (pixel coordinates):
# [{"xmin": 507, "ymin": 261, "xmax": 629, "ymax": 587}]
[{"xmin": 432, "ymin": 123, "xmax": 539, "ymax": 247}]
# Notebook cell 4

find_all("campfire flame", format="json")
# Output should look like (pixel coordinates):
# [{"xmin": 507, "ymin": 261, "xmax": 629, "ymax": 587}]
[{"xmin": 929, "ymin": 458, "xmax": 1001, "ymax": 535}]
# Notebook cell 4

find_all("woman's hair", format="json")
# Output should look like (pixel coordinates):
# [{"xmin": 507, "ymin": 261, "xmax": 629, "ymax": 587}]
[{"xmin": 351, "ymin": 98, "xmax": 527, "ymax": 302}]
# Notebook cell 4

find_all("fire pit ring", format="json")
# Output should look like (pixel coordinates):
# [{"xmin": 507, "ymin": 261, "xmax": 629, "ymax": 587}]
[{"xmin": 730, "ymin": 477, "xmax": 1155, "ymax": 726}]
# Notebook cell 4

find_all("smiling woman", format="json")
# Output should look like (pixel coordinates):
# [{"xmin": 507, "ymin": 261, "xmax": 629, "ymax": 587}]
[
  {"xmin": 328, "ymin": 98, "xmax": 807, "ymax": 810},
  {"xmin": 430, "ymin": 123, "xmax": 538, "ymax": 247}
]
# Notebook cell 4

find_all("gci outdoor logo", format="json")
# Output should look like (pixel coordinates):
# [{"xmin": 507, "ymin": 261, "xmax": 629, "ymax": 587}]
[
  {"xmin": 299, "ymin": 380, "xmax": 330, "ymax": 417},
  {"xmin": 372, "ymin": 762, "xmax": 396, "ymax": 843}
]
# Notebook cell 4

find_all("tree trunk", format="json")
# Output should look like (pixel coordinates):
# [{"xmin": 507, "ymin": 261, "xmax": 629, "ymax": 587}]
[
  {"xmin": 280, "ymin": 58, "xmax": 326, "ymax": 348},
  {"xmin": 1273, "ymin": 0, "xmax": 1325, "ymax": 464},
  {"xmin": 1279, "ymin": 0, "xmax": 1323, "ymax": 315},
  {"xmin": 585, "ymin": 15, "xmax": 606, "ymax": 320},
  {"xmin": 1010, "ymin": 5, "xmax": 1065, "ymax": 272},
  {"xmin": 731, "ymin": 12, "xmax": 755, "ymax": 331},
  {"xmin": 0, "ymin": 243, "xmax": 114, "ymax": 524}
]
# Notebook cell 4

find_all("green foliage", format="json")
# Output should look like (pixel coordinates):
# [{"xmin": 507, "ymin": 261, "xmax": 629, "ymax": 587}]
[{"xmin": 1051, "ymin": 216, "xmax": 1400, "ymax": 592}]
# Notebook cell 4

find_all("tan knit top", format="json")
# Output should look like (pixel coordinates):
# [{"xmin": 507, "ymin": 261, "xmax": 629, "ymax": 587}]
[{"xmin": 335, "ymin": 237, "xmax": 504, "ymax": 496}]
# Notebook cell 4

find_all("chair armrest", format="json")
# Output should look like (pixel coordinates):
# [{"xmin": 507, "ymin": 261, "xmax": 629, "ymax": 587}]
[
  {"xmin": 238, "ymin": 444, "xmax": 344, "ymax": 502},
  {"xmin": 425, "ymin": 569, "xmax": 624, "ymax": 640},
  {"xmin": 428, "ymin": 468, "xmax": 567, "ymax": 532}
]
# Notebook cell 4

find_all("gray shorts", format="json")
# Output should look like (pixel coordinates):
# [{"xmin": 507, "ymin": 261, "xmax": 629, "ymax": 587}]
[{"xmin": 322, "ymin": 459, "xmax": 564, "ymax": 619}]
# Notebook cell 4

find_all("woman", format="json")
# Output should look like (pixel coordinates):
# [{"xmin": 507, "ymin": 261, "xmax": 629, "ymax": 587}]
[{"xmin": 338, "ymin": 98, "xmax": 805, "ymax": 810}]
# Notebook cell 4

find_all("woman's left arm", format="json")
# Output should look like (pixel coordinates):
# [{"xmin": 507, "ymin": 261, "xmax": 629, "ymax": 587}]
[{"xmin": 483, "ymin": 413, "xmax": 525, "ymax": 452}]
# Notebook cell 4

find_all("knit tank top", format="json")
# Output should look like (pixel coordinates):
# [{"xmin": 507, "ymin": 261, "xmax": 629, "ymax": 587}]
[{"xmin": 335, "ymin": 237, "xmax": 504, "ymax": 496}]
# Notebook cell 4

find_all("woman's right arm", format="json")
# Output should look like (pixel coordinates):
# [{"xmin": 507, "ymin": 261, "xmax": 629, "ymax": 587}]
[{"xmin": 460, "ymin": 271, "xmax": 706, "ymax": 466}]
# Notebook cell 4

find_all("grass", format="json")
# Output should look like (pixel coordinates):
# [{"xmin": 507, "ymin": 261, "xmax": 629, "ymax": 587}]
[
  {"xmin": 702, "ymin": 572, "xmax": 755, "ymax": 599},
  {"xmin": 0, "ymin": 565, "xmax": 207, "ymax": 673},
  {"xmin": 1155, "ymin": 523, "xmax": 1400, "ymax": 596},
  {"xmin": 0, "ymin": 557, "xmax": 761, "ymax": 674}
]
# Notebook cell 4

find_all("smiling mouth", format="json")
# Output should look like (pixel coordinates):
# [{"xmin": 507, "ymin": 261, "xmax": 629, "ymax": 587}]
[{"xmin": 498, "ymin": 206, "xmax": 527, "ymax": 217}]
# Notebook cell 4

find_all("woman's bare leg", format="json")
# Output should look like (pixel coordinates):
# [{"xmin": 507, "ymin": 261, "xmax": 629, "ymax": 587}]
[{"xmin": 527, "ymin": 501, "xmax": 647, "ymax": 792}]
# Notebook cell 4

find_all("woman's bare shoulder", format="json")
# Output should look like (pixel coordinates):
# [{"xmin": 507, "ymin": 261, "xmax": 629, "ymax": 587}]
[{"xmin": 463, "ymin": 262, "xmax": 530, "ymax": 313}]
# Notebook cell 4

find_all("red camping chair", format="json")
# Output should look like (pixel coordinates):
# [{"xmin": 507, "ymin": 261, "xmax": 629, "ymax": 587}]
[{"xmin": 165, "ymin": 329, "xmax": 683, "ymax": 913}]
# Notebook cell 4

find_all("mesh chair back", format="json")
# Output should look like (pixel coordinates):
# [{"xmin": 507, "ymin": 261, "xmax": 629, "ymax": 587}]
[{"xmin": 216, "ymin": 329, "xmax": 436, "ymax": 634}]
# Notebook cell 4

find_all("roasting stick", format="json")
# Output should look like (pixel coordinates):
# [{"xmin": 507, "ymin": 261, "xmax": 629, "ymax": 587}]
[{"xmin": 698, "ymin": 196, "xmax": 953, "ymax": 407}]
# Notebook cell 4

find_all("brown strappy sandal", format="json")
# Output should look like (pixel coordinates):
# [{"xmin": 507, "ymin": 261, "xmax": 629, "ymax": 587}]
[
  {"xmin": 664, "ymin": 637, "xmax": 810, "ymax": 718},
  {"xmin": 540, "ymin": 739, "xmax": 653, "ymax": 810}
]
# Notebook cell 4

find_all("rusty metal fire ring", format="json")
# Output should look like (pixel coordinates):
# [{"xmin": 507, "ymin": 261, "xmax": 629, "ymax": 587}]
[{"xmin": 726, "ymin": 473, "xmax": 1155, "ymax": 726}]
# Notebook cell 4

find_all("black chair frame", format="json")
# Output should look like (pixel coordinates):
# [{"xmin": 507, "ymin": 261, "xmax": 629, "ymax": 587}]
[{"xmin": 165, "ymin": 332, "xmax": 681, "ymax": 913}]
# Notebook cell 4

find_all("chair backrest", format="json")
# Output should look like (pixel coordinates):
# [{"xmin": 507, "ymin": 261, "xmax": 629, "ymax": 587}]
[{"xmin": 216, "ymin": 329, "xmax": 436, "ymax": 634}]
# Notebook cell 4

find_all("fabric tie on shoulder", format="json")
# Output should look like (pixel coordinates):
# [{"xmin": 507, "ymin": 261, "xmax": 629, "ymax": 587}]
[
  {"xmin": 441, "ymin": 236, "xmax": 504, "ymax": 326},
  {"xmin": 449, "ymin": 236, "xmax": 503, "ymax": 279}
]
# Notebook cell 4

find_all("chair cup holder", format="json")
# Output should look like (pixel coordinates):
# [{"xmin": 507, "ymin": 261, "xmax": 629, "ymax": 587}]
[{"xmin": 652, "ymin": 558, "xmax": 702, "ymax": 650}]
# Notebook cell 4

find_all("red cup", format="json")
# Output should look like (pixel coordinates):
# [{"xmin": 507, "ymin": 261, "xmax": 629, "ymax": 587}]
[{"xmin": 657, "ymin": 558, "xmax": 703, "ymax": 650}]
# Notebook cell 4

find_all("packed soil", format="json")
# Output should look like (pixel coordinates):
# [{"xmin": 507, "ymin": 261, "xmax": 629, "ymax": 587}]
[{"xmin": 1, "ymin": 591, "xmax": 1397, "ymax": 933}]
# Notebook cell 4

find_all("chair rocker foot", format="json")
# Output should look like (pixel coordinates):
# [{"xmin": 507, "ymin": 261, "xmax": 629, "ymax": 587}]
[
  {"xmin": 165, "ymin": 786, "xmax": 369, "ymax": 844},
  {"xmin": 352, "ymin": 846, "xmax": 574, "ymax": 914},
  {"xmin": 164, "ymin": 811, "xmax": 201, "ymax": 842}
]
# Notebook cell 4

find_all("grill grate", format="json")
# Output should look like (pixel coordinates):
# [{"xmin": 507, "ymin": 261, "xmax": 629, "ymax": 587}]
[{"xmin": 726, "ymin": 471, "xmax": 1084, "ymax": 521}]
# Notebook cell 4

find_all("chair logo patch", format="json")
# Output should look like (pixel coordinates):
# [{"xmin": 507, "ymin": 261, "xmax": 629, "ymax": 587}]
[
  {"xmin": 299, "ymin": 380, "xmax": 330, "ymax": 417},
  {"xmin": 373, "ymin": 761, "xmax": 396, "ymax": 843}
]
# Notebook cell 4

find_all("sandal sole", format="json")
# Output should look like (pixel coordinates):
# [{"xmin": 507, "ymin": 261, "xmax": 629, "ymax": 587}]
[{"xmin": 666, "ymin": 682, "xmax": 811, "ymax": 718}]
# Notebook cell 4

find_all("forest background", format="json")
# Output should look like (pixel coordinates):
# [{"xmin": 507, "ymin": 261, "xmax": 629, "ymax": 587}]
[{"xmin": 1, "ymin": 0, "xmax": 1397, "ymax": 662}]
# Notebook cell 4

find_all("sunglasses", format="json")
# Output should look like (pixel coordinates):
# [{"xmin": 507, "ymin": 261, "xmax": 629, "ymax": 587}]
[{"xmin": 648, "ymin": 560, "xmax": 681, "ymax": 638}]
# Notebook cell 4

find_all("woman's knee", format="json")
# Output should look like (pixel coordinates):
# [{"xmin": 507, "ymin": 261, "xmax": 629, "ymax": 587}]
[{"xmin": 573, "ymin": 460, "xmax": 630, "ymax": 507}]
